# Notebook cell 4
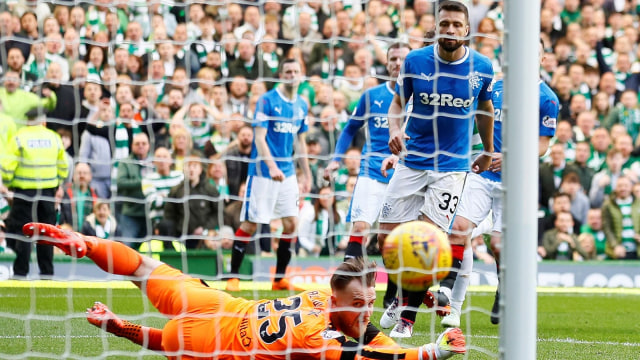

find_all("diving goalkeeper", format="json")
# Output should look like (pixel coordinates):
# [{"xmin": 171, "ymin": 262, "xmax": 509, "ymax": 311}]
[{"xmin": 23, "ymin": 222, "xmax": 465, "ymax": 360}]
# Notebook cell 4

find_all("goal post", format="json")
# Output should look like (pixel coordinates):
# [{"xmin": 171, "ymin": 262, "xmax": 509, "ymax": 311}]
[{"xmin": 501, "ymin": 0, "xmax": 540, "ymax": 359}]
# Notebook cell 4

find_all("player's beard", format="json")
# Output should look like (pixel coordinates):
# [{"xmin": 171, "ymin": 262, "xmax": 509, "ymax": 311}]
[{"xmin": 438, "ymin": 37, "xmax": 465, "ymax": 53}]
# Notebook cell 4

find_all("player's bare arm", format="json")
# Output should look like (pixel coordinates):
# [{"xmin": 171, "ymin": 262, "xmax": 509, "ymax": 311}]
[
  {"xmin": 388, "ymin": 94, "xmax": 408, "ymax": 155},
  {"xmin": 297, "ymin": 132, "xmax": 313, "ymax": 194},
  {"xmin": 381, "ymin": 154, "xmax": 399, "ymax": 178},
  {"xmin": 472, "ymin": 99, "xmax": 494, "ymax": 174},
  {"xmin": 254, "ymin": 126, "xmax": 284, "ymax": 181},
  {"xmin": 539, "ymin": 135, "xmax": 551, "ymax": 157}
]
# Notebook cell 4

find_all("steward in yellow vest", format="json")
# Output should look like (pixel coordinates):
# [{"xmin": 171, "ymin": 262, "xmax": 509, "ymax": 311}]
[{"xmin": 1, "ymin": 109, "xmax": 69, "ymax": 278}]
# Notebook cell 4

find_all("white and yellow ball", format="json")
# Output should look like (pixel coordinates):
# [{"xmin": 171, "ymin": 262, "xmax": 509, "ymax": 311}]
[{"xmin": 382, "ymin": 221, "xmax": 452, "ymax": 291}]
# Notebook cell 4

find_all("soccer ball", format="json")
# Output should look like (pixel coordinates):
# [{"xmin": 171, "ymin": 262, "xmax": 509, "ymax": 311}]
[{"xmin": 382, "ymin": 221, "xmax": 452, "ymax": 291}]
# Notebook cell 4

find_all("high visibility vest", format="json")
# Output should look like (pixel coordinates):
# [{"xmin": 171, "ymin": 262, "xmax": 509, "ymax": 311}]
[{"xmin": 0, "ymin": 125, "xmax": 69, "ymax": 189}]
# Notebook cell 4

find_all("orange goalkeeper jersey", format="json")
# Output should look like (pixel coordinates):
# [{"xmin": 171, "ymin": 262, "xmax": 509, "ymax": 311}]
[{"xmin": 207, "ymin": 289, "xmax": 426, "ymax": 360}]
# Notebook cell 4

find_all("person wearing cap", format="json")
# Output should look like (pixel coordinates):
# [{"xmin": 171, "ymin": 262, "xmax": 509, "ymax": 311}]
[
  {"xmin": 0, "ymin": 69, "xmax": 57, "ymax": 126},
  {"xmin": 0, "ymin": 108, "xmax": 68, "ymax": 278}
]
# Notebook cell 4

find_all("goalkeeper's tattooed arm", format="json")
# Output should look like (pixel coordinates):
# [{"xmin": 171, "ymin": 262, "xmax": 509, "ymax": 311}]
[{"xmin": 86, "ymin": 302, "xmax": 163, "ymax": 352}]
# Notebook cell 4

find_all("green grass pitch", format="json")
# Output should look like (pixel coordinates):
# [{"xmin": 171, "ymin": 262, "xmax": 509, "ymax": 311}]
[{"xmin": 1, "ymin": 283, "xmax": 639, "ymax": 359}]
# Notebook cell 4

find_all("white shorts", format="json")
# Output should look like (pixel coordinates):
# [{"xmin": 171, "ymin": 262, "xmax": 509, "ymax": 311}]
[
  {"xmin": 456, "ymin": 172, "xmax": 502, "ymax": 233},
  {"xmin": 241, "ymin": 175, "xmax": 299, "ymax": 224},
  {"xmin": 346, "ymin": 177, "xmax": 389, "ymax": 224},
  {"xmin": 379, "ymin": 163, "xmax": 466, "ymax": 231}
]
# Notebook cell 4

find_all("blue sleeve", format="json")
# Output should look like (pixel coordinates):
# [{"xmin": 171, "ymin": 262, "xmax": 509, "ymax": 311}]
[
  {"xmin": 299, "ymin": 101, "xmax": 309, "ymax": 134},
  {"xmin": 478, "ymin": 62, "xmax": 494, "ymax": 102},
  {"xmin": 540, "ymin": 97, "xmax": 558, "ymax": 137},
  {"xmin": 396, "ymin": 57, "xmax": 413, "ymax": 101},
  {"xmin": 254, "ymin": 96, "xmax": 271, "ymax": 128},
  {"xmin": 333, "ymin": 93, "xmax": 368, "ymax": 161}
]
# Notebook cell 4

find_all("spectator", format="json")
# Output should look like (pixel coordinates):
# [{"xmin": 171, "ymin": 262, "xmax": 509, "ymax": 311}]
[
  {"xmin": 228, "ymin": 39, "xmax": 275, "ymax": 85},
  {"xmin": 1, "ymin": 109, "xmax": 68, "ymax": 278},
  {"xmin": 223, "ymin": 182, "xmax": 247, "ymax": 232},
  {"xmin": 540, "ymin": 143, "xmax": 567, "ymax": 210},
  {"xmin": 587, "ymin": 127, "xmax": 611, "ymax": 171},
  {"xmin": 220, "ymin": 124, "xmax": 253, "ymax": 198},
  {"xmin": 169, "ymin": 126, "xmax": 192, "ymax": 172},
  {"xmin": 228, "ymin": 76, "xmax": 249, "ymax": 116},
  {"xmin": 538, "ymin": 191, "xmax": 583, "ymax": 258},
  {"xmin": 78, "ymin": 101, "xmax": 113, "ymax": 198},
  {"xmin": 0, "ymin": 69, "xmax": 57, "ymax": 126},
  {"xmin": 565, "ymin": 140, "xmax": 595, "ymax": 193},
  {"xmin": 580, "ymin": 208, "xmax": 608, "ymax": 260},
  {"xmin": 298, "ymin": 185, "xmax": 346, "ymax": 257},
  {"xmin": 604, "ymin": 89, "xmax": 640, "ymax": 142},
  {"xmin": 590, "ymin": 148, "xmax": 625, "ymax": 208},
  {"xmin": 572, "ymin": 111, "xmax": 596, "ymax": 142},
  {"xmin": 601, "ymin": 176, "xmax": 640, "ymax": 260},
  {"xmin": 116, "ymin": 132, "xmax": 153, "ymax": 248},
  {"xmin": 574, "ymin": 233, "xmax": 598, "ymax": 261},
  {"xmin": 542, "ymin": 210, "xmax": 586, "ymax": 260},
  {"xmin": 81, "ymin": 200, "xmax": 121, "ymax": 240},
  {"xmin": 163, "ymin": 153, "xmax": 220, "ymax": 249},
  {"xmin": 207, "ymin": 158, "xmax": 230, "ymax": 204},
  {"xmin": 559, "ymin": 171, "xmax": 590, "ymax": 224},
  {"xmin": 141, "ymin": 147, "xmax": 184, "ymax": 228},
  {"xmin": 59, "ymin": 163, "xmax": 98, "ymax": 231}
]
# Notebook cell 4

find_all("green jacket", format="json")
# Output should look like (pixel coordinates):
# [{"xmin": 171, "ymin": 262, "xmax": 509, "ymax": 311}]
[
  {"xmin": 601, "ymin": 195, "xmax": 640, "ymax": 258},
  {"xmin": 0, "ymin": 88, "xmax": 56, "ymax": 127},
  {"xmin": 117, "ymin": 154, "xmax": 152, "ymax": 217}
]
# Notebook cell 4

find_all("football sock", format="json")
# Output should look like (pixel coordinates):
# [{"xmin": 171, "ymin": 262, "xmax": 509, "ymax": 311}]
[
  {"xmin": 230, "ymin": 228, "xmax": 252, "ymax": 275},
  {"xmin": 274, "ymin": 232, "xmax": 295, "ymax": 282},
  {"xmin": 439, "ymin": 244, "xmax": 465, "ymax": 293},
  {"xmin": 400, "ymin": 289, "xmax": 427, "ymax": 323},
  {"xmin": 85, "ymin": 237, "xmax": 142, "ymax": 276},
  {"xmin": 110, "ymin": 320, "xmax": 163, "ymax": 351},
  {"xmin": 343, "ymin": 235, "xmax": 364, "ymax": 260},
  {"xmin": 384, "ymin": 277, "xmax": 399, "ymax": 305},
  {"xmin": 450, "ymin": 246, "xmax": 474, "ymax": 313}
]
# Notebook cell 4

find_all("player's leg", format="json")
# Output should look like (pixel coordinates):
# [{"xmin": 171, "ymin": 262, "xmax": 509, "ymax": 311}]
[
  {"xmin": 271, "ymin": 175, "xmax": 303, "ymax": 291},
  {"xmin": 420, "ymin": 172, "xmax": 468, "ymax": 318},
  {"xmin": 344, "ymin": 221, "xmax": 371, "ymax": 260},
  {"xmin": 226, "ymin": 220, "xmax": 257, "ymax": 291},
  {"xmin": 344, "ymin": 177, "xmax": 387, "ymax": 260},
  {"xmin": 23, "ymin": 222, "xmax": 161, "ymax": 283},
  {"xmin": 489, "ymin": 231, "xmax": 502, "ymax": 324},
  {"xmin": 440, "ymin": 215, "xmax": 476, "ymax": 328},
  {"xmin": 378, "ymin": 221, "xmax": 401, "ymax": 329},
  {"xmin": 378, "ymin": 164, "xmax": 429, "ymax": 336},
  {"xmin": 227, "ymin": 175, "xmax": 268, "ymax": 291}
]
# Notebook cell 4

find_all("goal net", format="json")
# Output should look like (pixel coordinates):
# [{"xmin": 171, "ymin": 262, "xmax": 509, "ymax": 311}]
[{"xmin": 0, "ymin": 0, "xmax": 518, "ymax": 358}]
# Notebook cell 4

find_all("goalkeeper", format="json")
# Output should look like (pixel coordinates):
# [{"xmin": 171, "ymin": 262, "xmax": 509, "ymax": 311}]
[{"xmin": 23, "ymin": 222, "xmax": 466, "ymax": 360}]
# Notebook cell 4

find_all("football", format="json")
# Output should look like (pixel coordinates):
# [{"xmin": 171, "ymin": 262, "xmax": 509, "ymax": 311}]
[{"xmin": 382, "ymin": 221, "xmax": 452, "ymax": 291}]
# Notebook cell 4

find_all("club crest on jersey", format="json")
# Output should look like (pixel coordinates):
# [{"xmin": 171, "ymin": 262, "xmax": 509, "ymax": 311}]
[
  {"xmin": 469, "ymin": 72, "xmax": 483, "ymax": 90},
  {"xmin": 542, "ymin": 115, "xmax": 557, "ymax": 128}
]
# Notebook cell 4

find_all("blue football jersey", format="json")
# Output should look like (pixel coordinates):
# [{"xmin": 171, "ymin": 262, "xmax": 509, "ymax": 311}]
[
  {"xmin": 249, "ymin": 87, "xmax": 309, "ymax": 178},
  {"xmin": 333, "ymin": 82, "xmax": 396, "ymax": 183},
  {"xmin": 396, "ymin": 44, "xmax": 494, "ymax": 171},
  {"xmin": 479, "ymin": 79, "xmax": 558, "ymax": 182}
]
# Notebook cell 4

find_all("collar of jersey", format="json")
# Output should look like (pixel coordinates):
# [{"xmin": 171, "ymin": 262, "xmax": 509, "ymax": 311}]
[
  {"xmin": 434, "ymin": 44, "xmax": 469, "ymax": 65},
  {"xmin": 275, "ymin": 86, "xmax": 296, "ymax": 103},
  {"xmin": 385, "ymin": 81, "xmax": 394, "ymax": 94}
]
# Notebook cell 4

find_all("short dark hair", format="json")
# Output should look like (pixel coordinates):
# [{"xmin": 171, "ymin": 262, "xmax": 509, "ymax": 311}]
[
  {"xmin": 438, "ymin": 1, "xmax": 469, "ymax": 23},
  {"xmin": 330, "ymin": 258, "xmax": 377, "ymax": 291},
  {"xmin": 278, "ymin": 58, "xmax": 300, "ymax": 76},
  {"xmin": 387, "ymin": 42, "xmax": 411, "ymax": 57}
]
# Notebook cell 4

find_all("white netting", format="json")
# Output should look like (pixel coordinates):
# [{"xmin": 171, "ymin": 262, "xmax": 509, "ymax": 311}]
[{"xmin": 0, "ymin": 0, "xmax": 508, "ymax": 358}]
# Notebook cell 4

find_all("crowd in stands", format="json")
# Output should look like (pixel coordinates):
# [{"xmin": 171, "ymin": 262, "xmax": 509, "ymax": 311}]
[{"xmin": 1, "ymin": 0, "xmax": 640, "ymax": 266}]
